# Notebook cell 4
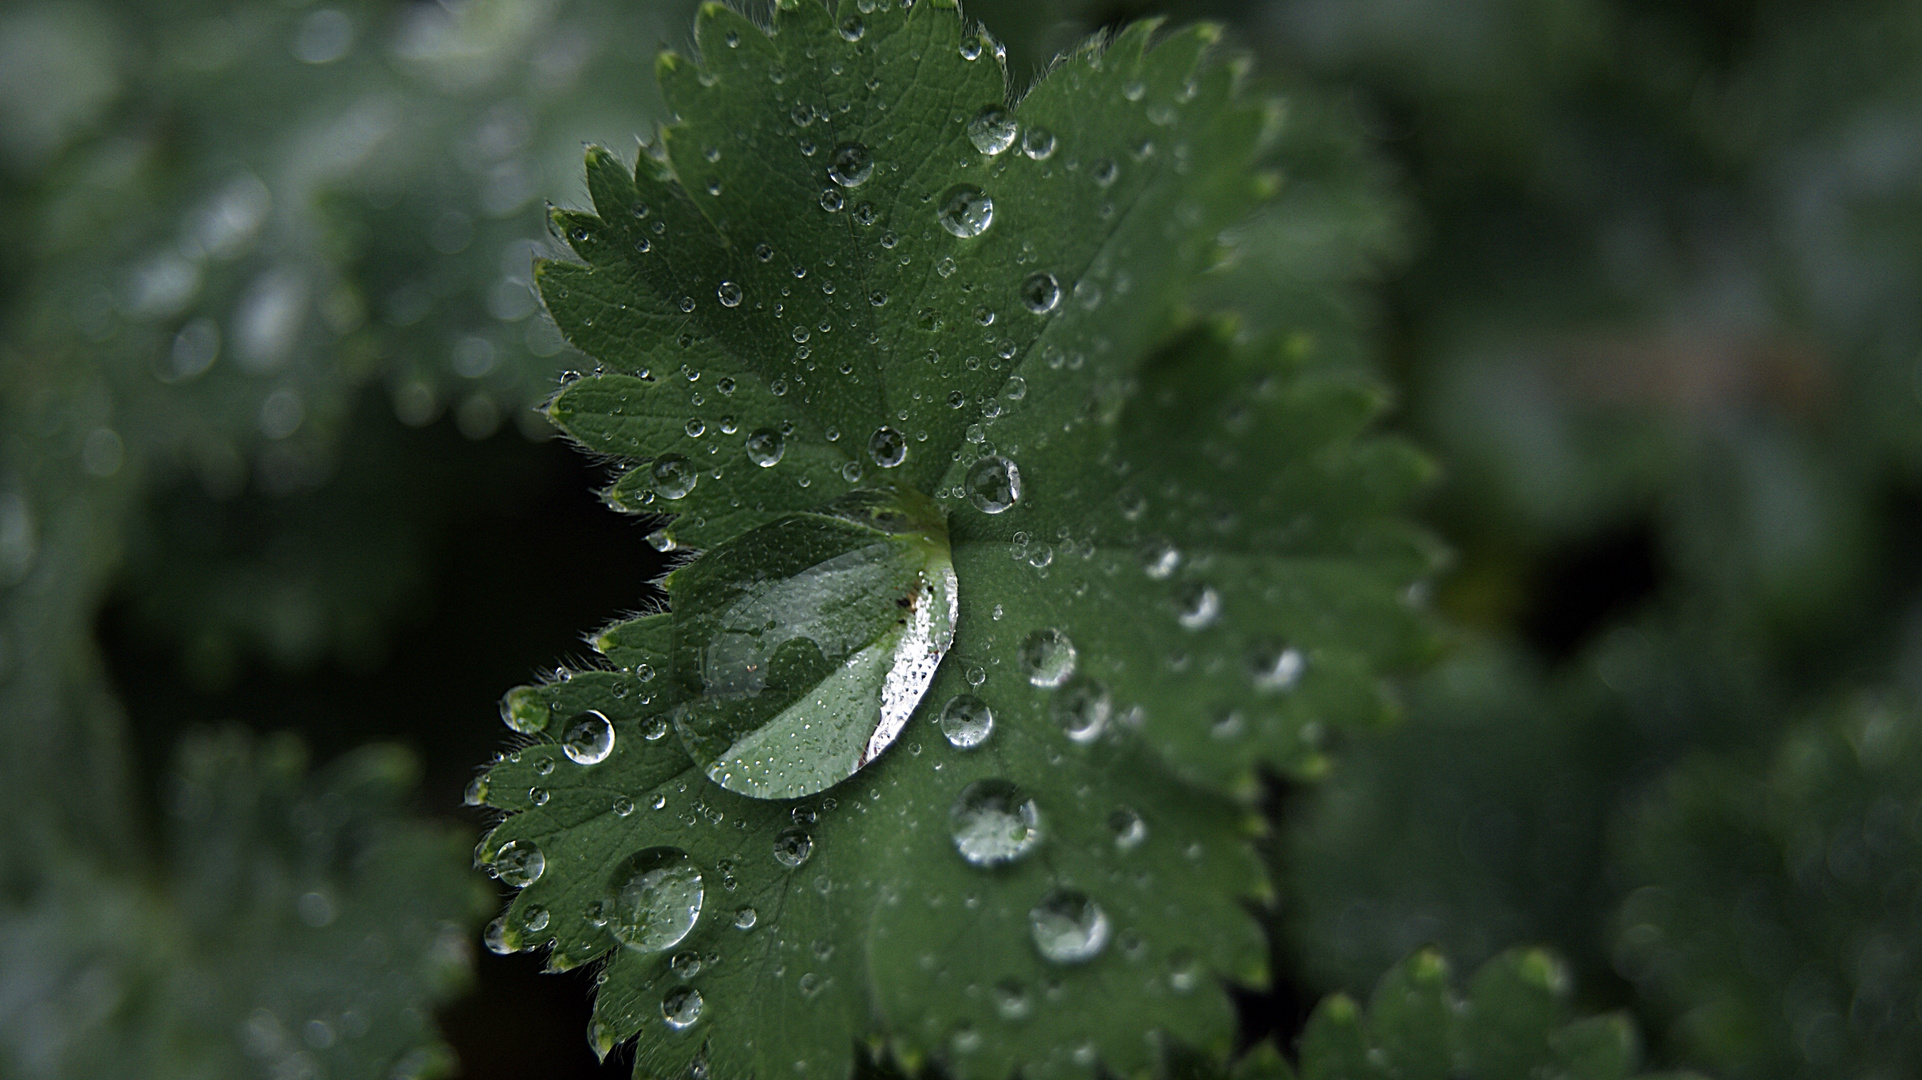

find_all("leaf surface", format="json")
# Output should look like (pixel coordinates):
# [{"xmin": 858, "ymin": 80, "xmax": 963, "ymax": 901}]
[{"xmin": 476, "ymin": 2, "xmax": 1436, "ymax": 1077}]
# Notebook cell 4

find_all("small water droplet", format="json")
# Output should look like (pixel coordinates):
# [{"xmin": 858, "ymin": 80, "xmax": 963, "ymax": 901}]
[
  {"xmin": 838, "ymin": 15, "xmax": 865, "ymax": 40},
  {"xmin": 562, "ymin": 710, "xmax": 615, "ymax": 765},
  {"xmin": 950, "ymin": 779, "xmax": 1042, "ymax": 866},
  {"xmin": 938, "ymin": 694, "xmax": 993, "ymax": 748},
  {"xmin": 499, "ymin": 685, "xmax": 551, "ymax": 733},
  {"xmin": 967, "ymin": 106, "xmax": 1018, "ymax": 155},
  {"xmin": 717, "ymin": 281, "xmax": 742, "ymax": 307},
  {"xmin": 965, "ymin": 455, "xmax": 1021, "ymax": 513},
  {"xmin": 643, "ymin": 715, "xmax": 671, "ymax": 741},
  {"xmin": 653, "ymin": 454, "xmax": 697, "ymax": 499},
  {"xmin": 1176, "ymin": 584, "xmax": 1220, "ymax": 629},
  {"xmin": 528, "ymin": 787, "xmax": 549, "ymax": 806},
  {"xmin": 1020, "ymin": 272, "xmax": 1060, "ymax": 314},
  {"xmin": 868, "ymin": 426, "xmax": 907, "ymax": 468},
  {"xmin": 1030, "ymin": 890, "xmax": 1110, "ymax": 964},
  {"xmin": 1250, "ymin": 642, "xmax": 1305, "ymax": 691},
  {"xmin": 1123, "ymin": 79, "xmax": 1146, "ymax": 101},
  {"xmin": 773, "ymin": 826, "xmax": 814, "ymax": 869},
  {"xmin": 938, "ymin": 185, "xmax": 994, "ymax": 238},
  {"xmin": 993, "ymin": 979, "xmax": 1032, "ymax": 1019},
  {"xmin": 670, "ymin": 950, "xmax": 703, "ymax": 978},
  {"xmin": 1019, "ymin": 628, "xmax": 1076, "ymax": 687},
  {"xmin": 533, "ymin": 757, "xmax": 555, "ymax": 777},
  {"xmin": 820, "ymin": 188, "xmax": 844, "ymax": 212},
  {"xmin": 612, "ymin": 795, "xmax": 635, "ymax": 817},
  {"xmin": 463, "ymin": 776, "xmax": 488, "ymax": 805},
  {"xmin": 1108, "ymin": 807, "xmax": 1147, "ymax": 850},
  {"xmin": 493, "ymin": 840, "xmax": 545, "ymax": 887},
  {"xmin": 685, "ymin": 417, "xmax": 706, "ymax": 438},
  {"xmin": 755, "ymin": 242, "xmax": 775, "ymax": 262},
  {"xmin": 958, "ymin": 37, "xmax": 982, "ymax": 60},
  {"xmin": 1092, "ymin": 159, "xmax": 1119, "ymax": 186},
  {"xmin": 1169, "ymin": 951, "xmax": 1201, "ymax": 992},
  {"xmin": 1021, "ymin": 126, "xmax": 1056, "ymax": 160},
  {"xmin": 734, "ymin": 906, "xmax": 758, "ymax": 929},
  {"xmin": 1139, "ymin": 539, "xmax": 1180, "ymax": 579},
  {"xmin": 521, "ymin": 904, "xmax": 550, "ymax": 932},
  {"xmin": 1052, "ymin": 678, "xmax": 1110, "ymax": 743},
  {"xmin": 661, "ymin": 987, "xmax": 704, "ymax": 1029},
  {"xmin": 606, "ymin": 847, "xmax": 703, "ymax": 952},
  {"xmin": 745, "ymin": 428, "xmax": 785, "ymax": 467},
  {"xmin": 828, "ymin": 142, "xmax": 873, "ymax": 187},
  {"xmin": 484, "ymin": 916, "xmax": 517, "ymax": 955}
]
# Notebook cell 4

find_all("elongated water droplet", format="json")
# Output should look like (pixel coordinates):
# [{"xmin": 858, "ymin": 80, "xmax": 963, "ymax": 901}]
[
  {"xmin": 1019, "ymin": 628, "xmax": 1076, "ymax": 687},
  {"xmin": 1020, "ymin": 272, "xmax": 1060, "ymax": 314},
  {"xmin": 606, "ymin": 847, "xmax": 703, "ymax": 952},
  {"xmin": 1030, "ymin": 890, "xmax": 1109, "ymax": 964},
  {"xmin": 965, "ymin": 455, "xmax": 1021, "ymax": 513},
  {"xmin": 745, "ymin": 428, "xmax": 785, "ymax": 467},
  {"xmin": 938, "ymin": 185, "xmax": 994, "ymax": 238},
  {"xmin": 661, "ymin": 987, "xmax": 703, "ymax": 1029},
  {"xmin": 493, "ymin": 840, "xmax": 545, "ymax": 887},
  {"xmin": 773, "ymin": 826, "xmax": 814, "ymax": 868},
  {"xmin": 653, "ymin": 454, "xmax": 697, "ymax": 499},
  {"xmin": 967, "ymin": 107, "xmax": 1018, "ymax": 155},
  {"xmin": 562, "ymin": 710, "xmax": 615, "ymax": 765},
  {"xmin": 868, "ymin": 426, "xmax": 906, "ymax": 468},
  {"xmin": 828, "ymin": 143, "xmax": 873, "ymax": 187},
  {"xmin": 950, "ymin": 779, "xmax": 1042, "ymax": 866},
  {"xmin": 1052, "ymin": 677, "xmax": 1110, "ymax": 743},
  {"xmin": 939, "ymin": 694, "xmax": 993, "ymax": 748},
  {"xmin": 671, "ymin": 486, "xmax": 959, "ymax": 799}
]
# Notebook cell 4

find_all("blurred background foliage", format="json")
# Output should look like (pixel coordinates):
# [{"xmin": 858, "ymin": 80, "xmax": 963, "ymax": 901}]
[{"xmin": 3, "ymin": 0, "xmax": 1921, "ymax": 1077}]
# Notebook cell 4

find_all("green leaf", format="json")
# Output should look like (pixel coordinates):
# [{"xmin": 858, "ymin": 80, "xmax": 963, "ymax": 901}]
[
  {"xmin": 479, "ymin": 1, "xmax": 1436, "ymax": 1077},
  {"xmin": 1288, "ymin": 949, "xmax": 1692, "ymax": 1080}
]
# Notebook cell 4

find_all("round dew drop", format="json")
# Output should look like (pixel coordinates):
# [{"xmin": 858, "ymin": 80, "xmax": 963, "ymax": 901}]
[
  {"xmin": 1251, "ymin": 642, "xmax": 1305, "ymax": 691},
  {"xmin": 652, "ymin": 454, "xmax": 697, "ymax": 499},
  {"xmin": 1020, "ymin": 272, "xmax": 1061, "ymax": 314},
  {"xmin": 1021, "ymin": 126, "xmax": 1056, "ymax": 160},
  {"xmin": 492, "ymin": 840, "xmax": 545, "ymax": 888},
  {"xmin": 562, "ymin": 710, "xmax": 615, "ymax": 765},
  {"xmin": 1052, "ymin": 677, "xmax": 1111, "ymax": 743},
  {"xmin": 992, "ymin": 979, "xmax": 1032, "ymax": 1020},
  {"xmin": 772, "ymin": 826, "xmax": 814, "ymax": 869},
  {"xmin": 938, "ymin": 185, "xmax": 994, "ymax": 238},
  {"xmin": 661, "ymin": 987, "xmax": 704, "ymax": 1030},
  {"xmin": 1108, "ymin": 807, "xmax": 1147, "ymax": 850},
  {"xmin": 967, "ymin": 106, "xmax": 1019, "ymax": 155},
  {"xmin": 868, "ymin": 426, "xmax": 907, "ymax": 468},
  {"xmin": 1029, "ymin": 890, "xmax": 1110, "ymax": 964},
  {"xmin": 734, "ymin": 906, "xmax": 758, "ymax": 929},
  {"xmin": 949, "ymin": 779, "xmax": 1042, "ymax": 866},
  {"xmin": 499, "ymin": 685, "xmax": 551, "ymax": 734},
  {"xmin": 716, "ymin": 281, "xmax": 742, "ymax": 307},
  {"xmin": 965, "ymin": 455, "xmax": 1021, "ymax": 513},
  {"xmin": 828, "ymin": 142, "xmax": 873, "ymax": 188},
  {"xmin": 520, "ymin": 904, "xmax": 550, "ymax": 932},
  {"xmin": 938, "ymin": 694, "xmax": 993, "ymax": 748},
  {"xmin": 606, "ymin": 847, "xmax": 703, "ymax": 952},
  {"xmin": 1176, "ymin": 584, "xmax": 1221, "ymax": 629},
  {"xmin": 1139, "ymin": 539, "xmax": 1180, "ymax": 580},
  {"xmin": 744, "ymin": 427, "xmax": 785, "ymax": 467},
  {"xmin": 483, "ymin": 916, "xmax": 517, "ymax": 955},
  {"xmin": 1019, "ymin": 627, "xmax": 1077, "ymax": 688}
]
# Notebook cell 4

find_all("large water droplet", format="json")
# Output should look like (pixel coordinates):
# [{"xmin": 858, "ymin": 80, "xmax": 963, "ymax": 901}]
[
  {"xmin": 938, "ymin": 185, "xmax": 994, "ymax": 238},
  {"xmin": 562, "ymin": 710, "xmax": 615, "ymax": 765},
  {"xmin": 1029, "ymin": 890, "xmax": 1110, "ymax": 964},
  {"xmin": 493, "ymin": 840, "xmax": 545, "ymax": 888},
  {"xmin": 1020, "ymin": 272, "xmax": 1060, "ymax": 314},
  {"xmin": 773, "ymin": 826, "xmax": 814, "ymax": 868},
  {"xmin": 661, "ymin": 987, "xmax": 704, "ymax": 1029},
  {"xmin": 868, "ymin": 426, "xmax": 907, "ymax": 468},
  {"xmin": 500, "ymin": 686, "xmax": 551, "ymax": 734},
  {"xmin": 828, "ymin": 143, "xmax": 873, "ymax": 187},
  {"xmin": 744, "ymin": 428, "xmax": 785, "ymax": 467},
  {"xmin": 965, "ymin": 455, "xmax": 1021, "ymax": 513},
  {"xmin": 938, "ymin": 694, "xmax": 993, "ymax": 748},
  {"xmin": 483, "ymin": 916, "xmax": 517, "ymax": 955},
  {"xmin": 966, "ymin": 107, "xmax": 1018, "ymax": 155},
  {"xmin": 950, "ymin": 779, "xmax": 1042, "ymax": 866},
  {"xmin": 606, "ymin": 847, "xmax": 703, "ymax": 952},
  {"xmin": 1052, "ymin": 677, "xmax": 1110, "ymax": 743},
  {"xmin": 653, "ymin": 454, "xmax": 697, "ymax": 499},
  {"xmin": 1019, "ymin": 628, "xmax": 1076, "ymax": 687}
]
